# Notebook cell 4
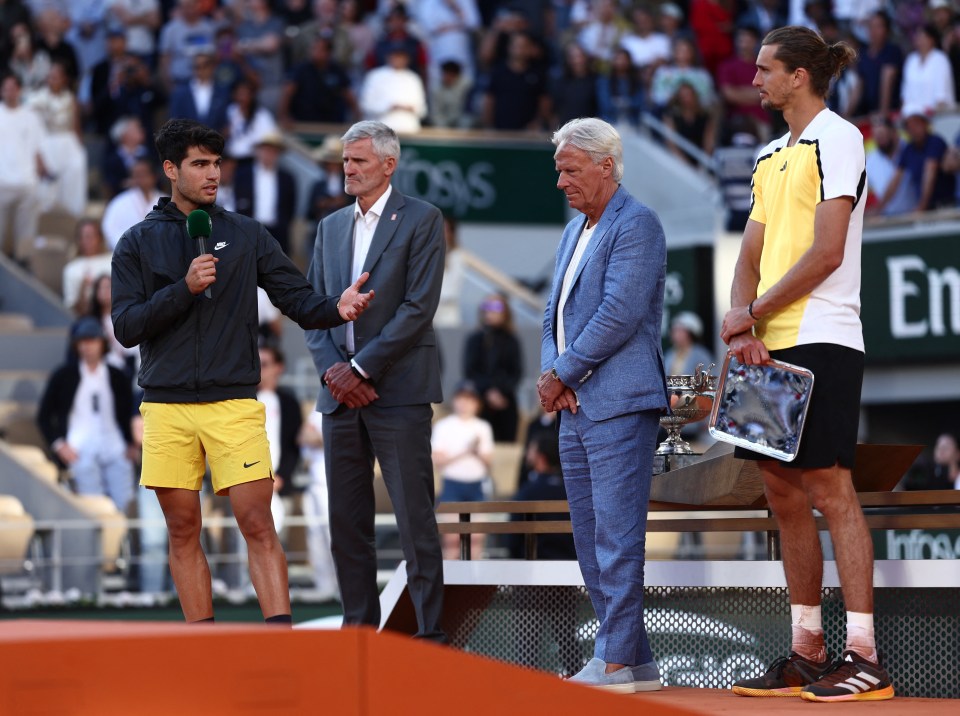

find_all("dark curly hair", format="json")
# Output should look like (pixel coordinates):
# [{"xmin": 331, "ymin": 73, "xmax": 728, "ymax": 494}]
[{"xmin": 154, "ymin": 118, "xmax": 225, "ymax": 168}]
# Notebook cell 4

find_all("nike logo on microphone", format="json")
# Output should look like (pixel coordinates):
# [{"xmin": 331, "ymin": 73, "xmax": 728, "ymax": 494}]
[
  {"xmin": 243, "ymin": 460, "xmax": 260, "ymax": 468},
  {"xmin": 214, "ymin": 242, "xmax": 229, "ymax": 250}
]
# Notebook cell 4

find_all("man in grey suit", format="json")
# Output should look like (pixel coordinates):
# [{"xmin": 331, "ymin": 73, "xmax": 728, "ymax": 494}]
[
  {"xmin": 306, "ymin": 121, "xmax": 446, "ymax": 641},
  {"xmin": 538, "ymin": 118, "xmax": 669, "ymax": 693}
]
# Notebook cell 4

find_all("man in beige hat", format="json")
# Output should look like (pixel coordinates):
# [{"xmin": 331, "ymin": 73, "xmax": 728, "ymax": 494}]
[
  {"xmin": 235, "ymin": 130, "xmax": 297, "ymax": 255},
  {"xmin": 307, "ymin": 136, "xmax": 349, "ymax": 244}
]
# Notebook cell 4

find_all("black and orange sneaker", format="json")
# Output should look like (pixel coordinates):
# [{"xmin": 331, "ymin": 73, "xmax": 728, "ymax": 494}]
[
  {"xmin": 732, "ymin": 652, "xmax": 833, "ymax": 697},
  {"xmin": 800, "ymin": 650, "xmax": 895, "ymax": 702}
]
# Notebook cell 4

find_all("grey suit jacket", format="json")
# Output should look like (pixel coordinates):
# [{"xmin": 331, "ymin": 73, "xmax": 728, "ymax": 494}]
[
  {"xmin": 306, "ymin": 187, "xmax": 445, "ymax": 413},
  {"xmin": 541, "ymin": 185, "xmax": 669, "ymax": 422}
]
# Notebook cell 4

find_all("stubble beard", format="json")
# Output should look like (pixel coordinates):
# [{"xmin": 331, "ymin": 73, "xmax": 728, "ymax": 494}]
[
  {"xmin": 343, "ymin": 177, "xmax": 360, "ymax": 197},
  {"xmin": 185, "ymin": 185, "xmax": 217, "ymax": 208}
]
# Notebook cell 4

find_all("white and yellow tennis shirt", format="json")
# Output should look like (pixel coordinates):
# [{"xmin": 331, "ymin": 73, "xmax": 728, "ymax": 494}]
[{"xmin": 749, "ymin": 108, "xmax": 866, "ymax": 352}]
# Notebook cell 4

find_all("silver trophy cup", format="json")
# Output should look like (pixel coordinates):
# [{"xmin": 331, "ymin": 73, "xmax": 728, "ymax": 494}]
[{"xmin": 656, "ymin": 363, "xmax": 717, "ymax": 456}]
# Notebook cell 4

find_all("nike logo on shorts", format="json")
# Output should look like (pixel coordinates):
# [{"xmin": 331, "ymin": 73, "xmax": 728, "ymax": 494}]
[{"xmin": 243, "ymin": 460, "xmax": 260, "ymax": 468}]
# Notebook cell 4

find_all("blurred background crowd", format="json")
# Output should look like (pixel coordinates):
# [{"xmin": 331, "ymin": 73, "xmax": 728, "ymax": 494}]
[{"xmin": 5, "ymin": 1, "xmax": 960, "ymax": 240}]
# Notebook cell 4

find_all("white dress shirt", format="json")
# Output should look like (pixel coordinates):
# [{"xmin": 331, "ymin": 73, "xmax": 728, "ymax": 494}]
[
  {"xmin": 347, "ymin": 184, "xmax": 393, "ymax": 370},
  {"xmin": 557, "ymin": 221, "xmax": 597, "ymax": 354},
  {"xmin": 253, "ymin": 162, "xmax": 278, "ymax": 226},
  {"xmin": 190, "ymin": 79, "xmax": 214, "ymax": 120}
]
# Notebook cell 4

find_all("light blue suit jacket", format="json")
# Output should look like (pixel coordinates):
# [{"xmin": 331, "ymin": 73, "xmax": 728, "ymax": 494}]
[{"xmin": 541, "ymin": 185, "xmax": 669, "ymax": 422}]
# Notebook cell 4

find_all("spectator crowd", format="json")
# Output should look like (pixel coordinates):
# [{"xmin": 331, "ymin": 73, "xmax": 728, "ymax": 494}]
[{"xmin": 3, "ymin": 1, "xmax": 960, "ymax": 273}]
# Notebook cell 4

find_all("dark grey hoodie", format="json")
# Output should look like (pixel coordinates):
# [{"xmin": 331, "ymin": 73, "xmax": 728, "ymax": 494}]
[{"xmin": 111, "ymin": 198, "xmax": 343, "ymax": 403}]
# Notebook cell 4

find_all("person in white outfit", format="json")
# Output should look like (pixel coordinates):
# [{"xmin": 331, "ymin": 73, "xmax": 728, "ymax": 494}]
[
  {"xmin": 413, "ymin": 0, "xmax": 481, "ymax": 87},
  {"xmin": 432, "ymin": 380, "xmax": 494, "ymax": 558},
  {"xmin": 0, "ymin": 72, "xmax": 47, "ymax": 263},
  {"xmin": 359, "ymin": 42, "xmax": 427, "ymax": 134},
  {"xmin": 901, "ymin": 23, "xmax": 956, "ymax": 111},
  {"xmin": 102, "ymin": 158, "xmax": 162, "ymax": 249},
  {"xmin": 26, "ymin": 61, "xmax": 88, "ymax": 217}
]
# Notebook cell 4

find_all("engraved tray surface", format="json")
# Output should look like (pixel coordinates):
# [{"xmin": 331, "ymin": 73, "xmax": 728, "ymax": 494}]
[{"xmin": 708, "ymin": 353, "xmax": 815, "ymax": 462}]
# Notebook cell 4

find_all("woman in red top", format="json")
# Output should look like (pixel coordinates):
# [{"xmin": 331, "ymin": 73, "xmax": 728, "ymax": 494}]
[{"xmin": 689, "ymin": 0, "xmax": 734, "ymax": 76}]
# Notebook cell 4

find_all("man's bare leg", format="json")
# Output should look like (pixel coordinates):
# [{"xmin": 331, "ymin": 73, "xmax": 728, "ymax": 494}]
[
  {"xmin": 229, "ymin": 478, "xmax": 290, "ymax": 620},
  {"xmin": 155, "ymin": 487, "xmax": 213, "ymax": 622},
  {"xmin": 763, "ymin": 463, "xmax": 824, "ymax": 605},
  {"xmin": 803, "ymin": 464, "xmax": 873, "ymax": 613}
]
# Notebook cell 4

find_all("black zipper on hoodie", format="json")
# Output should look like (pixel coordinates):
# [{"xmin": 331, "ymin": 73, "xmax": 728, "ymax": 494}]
[
  {"xmin": 195, "ymin": 297, "xmax": 201, "ymax": 401},
  {"xmin": 192, "ymin": 225, "xmax": 202, "ymax": 402}
]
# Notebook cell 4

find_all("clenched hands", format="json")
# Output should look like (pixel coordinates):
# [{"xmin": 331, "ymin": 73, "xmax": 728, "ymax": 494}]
[
  {"xmin": 324, "ymin": 361, "xmax": 379, "ymax": 409},
  {"xmin": 536, "ymin": 369, "xmax": 578, "ymax": 414}
]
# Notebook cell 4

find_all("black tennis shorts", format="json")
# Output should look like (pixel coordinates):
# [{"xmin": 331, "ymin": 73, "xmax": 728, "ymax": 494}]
[{"xmin": 733, "ymin": 343, "xmax": 864, "ymax": 470}]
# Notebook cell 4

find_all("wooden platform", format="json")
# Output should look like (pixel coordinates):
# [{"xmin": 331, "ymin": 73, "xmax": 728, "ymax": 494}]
[
  {"xmin": 0, "ymin": 620, "xmax": 954, "ymax": 713},
  {"xmin": 0, "ymin": 620, "xmax": 691, "ymax": 716}
]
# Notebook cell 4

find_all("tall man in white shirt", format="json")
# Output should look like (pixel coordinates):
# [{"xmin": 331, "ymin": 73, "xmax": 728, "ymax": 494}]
[
  {"xmin": 305, "ymin": 120, "xmax": 447, "ymax": 641},
  {"xmin": 0, "ymin": 72, "xmax": 47, "ymax": 264}
]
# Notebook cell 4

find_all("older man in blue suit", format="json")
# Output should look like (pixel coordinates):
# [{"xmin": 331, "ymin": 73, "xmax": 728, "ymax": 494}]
[{"xmin": 538, "ymin": 117, "xmax": 669, "ymax": 693}]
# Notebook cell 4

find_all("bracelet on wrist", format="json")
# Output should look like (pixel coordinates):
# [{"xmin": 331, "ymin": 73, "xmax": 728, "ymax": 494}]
[{"xmin": 747, "ymin": 300, "xmax": 758, "ymax": 321}]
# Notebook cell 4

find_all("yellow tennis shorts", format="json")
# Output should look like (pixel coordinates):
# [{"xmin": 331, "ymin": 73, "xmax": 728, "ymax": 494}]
[{"xmin": 140, "ymin": 399, "xmax": 274, "ymax": 494}]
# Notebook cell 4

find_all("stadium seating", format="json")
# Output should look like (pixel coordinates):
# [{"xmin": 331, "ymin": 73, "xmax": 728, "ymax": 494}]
[{"xmin": 0, "ymin": 494, "xmax": 35, "ymax": 576}]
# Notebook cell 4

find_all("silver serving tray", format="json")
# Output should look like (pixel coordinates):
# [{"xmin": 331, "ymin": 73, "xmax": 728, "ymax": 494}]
[{"xmin": 708, "ymin": 353, "xmax": 815, "ymax": 462}]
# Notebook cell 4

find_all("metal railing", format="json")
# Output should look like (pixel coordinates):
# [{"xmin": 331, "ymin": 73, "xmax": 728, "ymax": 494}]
[
  {"xmin": 0, "ymin": 511, "xmax": 404, "ymax": 602},
  {"xmin": 637, "ymin": 111, "xmax": 719, "ymax": 178}
]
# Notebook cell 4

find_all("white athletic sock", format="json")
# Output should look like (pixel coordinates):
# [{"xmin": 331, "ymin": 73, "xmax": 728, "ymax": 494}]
[
  {"xmin": 845, "ymin": 611, "xmax": 877, "ymax": 662},
  {"xmin": 791, "ymin": 604, "xmax": 826, "ymax": 662}
]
